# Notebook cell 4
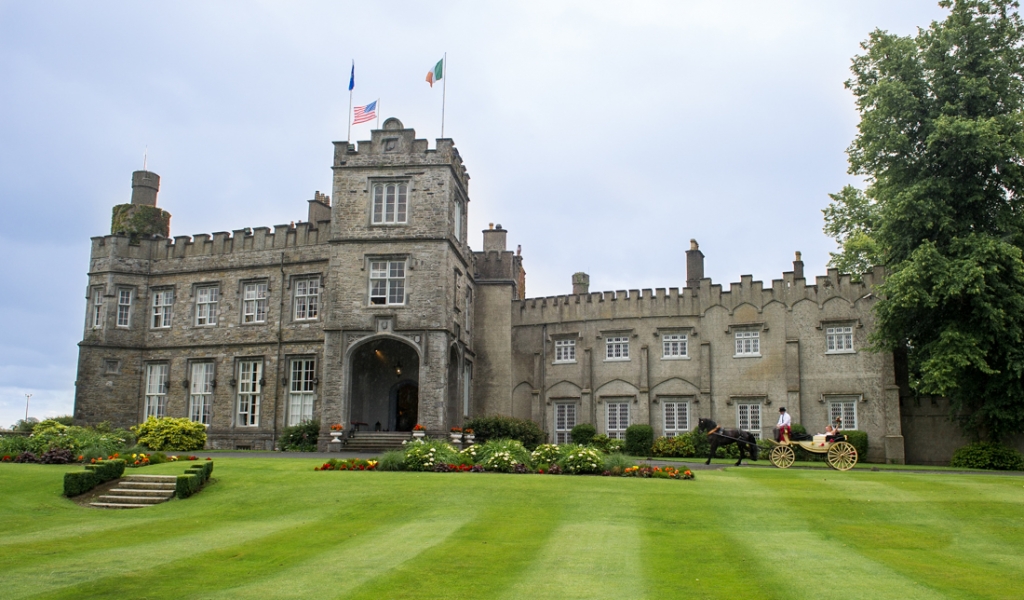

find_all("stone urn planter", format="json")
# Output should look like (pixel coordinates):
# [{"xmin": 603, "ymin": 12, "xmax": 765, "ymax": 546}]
[
  {"xmin": 329, "ymin": 431, "xmax": 343, "ymax": 443},
  {"xmin": 412, "ymin": 430, "xmax": 426, "ymax": 439},
  {"xmin": 463, "ymin": 433, "xmax": 475, "ymax": 445},
  {"xmin": 449, "ymin": 432, "xmax": 463, "ymax": 447}
]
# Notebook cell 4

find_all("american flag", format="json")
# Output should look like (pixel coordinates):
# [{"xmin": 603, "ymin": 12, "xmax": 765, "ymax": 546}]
[{"xmin": 353, "ymin": 100, "xmax": 377, "ymax": 125}]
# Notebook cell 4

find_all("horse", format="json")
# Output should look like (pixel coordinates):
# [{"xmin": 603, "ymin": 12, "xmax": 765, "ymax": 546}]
[{"xmin": 697, "ymin": 418, "xmax": 759, "ymax": 466}]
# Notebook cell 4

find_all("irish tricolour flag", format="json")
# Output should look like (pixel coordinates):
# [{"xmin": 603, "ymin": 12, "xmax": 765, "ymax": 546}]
[{"xmin": 425, "ymin": 58, "xmax": 443, "ymax": 87}]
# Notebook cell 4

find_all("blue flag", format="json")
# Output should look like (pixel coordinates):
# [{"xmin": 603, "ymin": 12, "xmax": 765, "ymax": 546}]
[{"xmin": 348, "ymin": 62, "xmax": 355, "ymax": 91}]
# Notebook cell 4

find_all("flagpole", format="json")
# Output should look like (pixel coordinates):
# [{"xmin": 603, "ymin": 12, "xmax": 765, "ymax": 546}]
[
  {"xmin": 347, "ymin": 60, "xmax": 354, "ymax": 143},
  {"xmin": 441, "ymin": 52, "xmax": 447, "ymax": 138},
  {"xmin": 376, "ymin": 98, "xmax": 380, "ymax": 130}
]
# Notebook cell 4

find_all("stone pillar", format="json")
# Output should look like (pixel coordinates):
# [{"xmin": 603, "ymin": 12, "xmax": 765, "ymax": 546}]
[
  {"xmin": 793, "ymin": 251, "xmax": 804, "ymax": 280},
  {"xmin": 572, "ymin": 272, "xmax": 590, "ymax": 295}
]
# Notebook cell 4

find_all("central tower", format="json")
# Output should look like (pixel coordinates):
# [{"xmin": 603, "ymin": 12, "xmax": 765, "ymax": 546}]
[{"xmin": 319, "ymin": 118, "xmax": 474, "ymax": 439}]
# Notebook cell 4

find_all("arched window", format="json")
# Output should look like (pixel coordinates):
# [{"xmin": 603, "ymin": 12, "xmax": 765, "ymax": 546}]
[{"xmin": 372, "ymin": 183, "xmax": 408, "ymax": 224}]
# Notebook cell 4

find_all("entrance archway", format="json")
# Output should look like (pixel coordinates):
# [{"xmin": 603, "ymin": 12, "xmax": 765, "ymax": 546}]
[{"xmin": 349, "ymin": 337, "xmax": 420, "ymax": 431}]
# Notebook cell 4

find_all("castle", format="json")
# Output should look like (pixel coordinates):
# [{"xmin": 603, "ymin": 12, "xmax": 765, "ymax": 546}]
[{"xmin": 74, "ymin": 118, "xmax": 907, "ymax": 463}]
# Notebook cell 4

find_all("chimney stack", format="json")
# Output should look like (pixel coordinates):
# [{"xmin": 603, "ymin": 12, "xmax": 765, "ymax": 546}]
[
  {"xmin": 307, "ymin": 191, "xmax": 332, "ymax": 223},
  {"xmin": 130, "ymin": 170, "xmax": 160, "ymax": 206},
  {"xmin": 686, "ymin": 239, "xmax": 704, "ymax": 289},
  {"xmin": 572, "ymin": 272, "xmax": 590, "ymax": 295},
  {"xmin": 793, "ymin": 251, "xmax": 804, "ymax": 280},
  {"xmin": 482, "ymin": 223, "xmax": 507, "ymax": 252}
]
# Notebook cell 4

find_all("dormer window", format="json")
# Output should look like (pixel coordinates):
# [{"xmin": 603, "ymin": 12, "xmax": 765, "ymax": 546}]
[{"xmin": 372, "ymin": 183, "xmax": 408, "ymax": 224}]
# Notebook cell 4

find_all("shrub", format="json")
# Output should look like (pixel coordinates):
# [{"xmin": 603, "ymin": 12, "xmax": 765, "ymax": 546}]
[
  {"xmin": 589, "ymin": 434, "xmax": 626, "ymax": 454},
  {"xmin": 951, "ymin": 442, "xmax": 1024, "ymax": 471},
  {"xmin": 279, "ymin": 419, "xmax": 321, "ymax": 452},
  {"xmin": 651, "ymin": 435, "xmax": 696, "ymax": 458},
  {"xmin": 458, "ymin": 445, "xmax": 482, "ymax": 466},
  {"xmin": 64, "ymin": 471, "xmax": 100, "ymax": 497},
  {"xmin": 602, "ymin": 452, "xmax": 635, "ymax": 473},
  {"xmin": 39, "ymin": 448, "xmax": 75, "ymax": 464},
  {"xmin": 81, "ymin": 446, "xmax": 106, "ymax": 462},
  {"xmin": 624, "ymin": 425, "xmax": 654, "ymax": 456},
  {"xmin": 842, "ymin": 430, "xmax": 868, "ymax": 460},
  {"xmin": 530, "ymin": 444, "xmax": 563, "ymax": 466},
  {"xmin": 51, "ymin": 415, "xmax": 74, "ymax": 426},
  {"xmin": 403, "ymin": 439, "xmax": 458, "ymax": 471},
  {"xmin": 463, "ymin": 415, "xmax": 545, "ymax": 449},
  {"xmin": 176, "ymin": 474, "xmax": 201, "ymax": 499},
  {"xmin": 570, "ymin": 423, "xmax": 596, "ymax": 446},
  {"xmin": 132, "ymin": 417, "xmax": 207, "ymax": 451},
  {"xmin": 478, "ymin": 439, "xmax": 532, "ymax": 473},
  {"xmin": 12, "ymin": 418, "xmax": 39, "ymax": 433},
  {"xmin": 85, "ymin": 459, "xmax": 126, "ymax": 483},
  {"xmin": 0, "ymin": 434, "xmax": 31, "ymax": 456},
  {"xmin": 559, "ymin": 446, "xmax": 603, "ymax": 474},
  {"xmin": 378, "ymin": 449, "xmax": 406, "ymax": 471},
  {"xmin": 13, "ymin": 451, "xmax": 37, "ymax": 463}
]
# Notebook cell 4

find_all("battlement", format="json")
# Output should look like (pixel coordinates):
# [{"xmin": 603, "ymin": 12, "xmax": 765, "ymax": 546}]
[
  {"xmin": 333, "ymin": 117, "xmax": 469, "ymax": 190},
  {"xmin": 90, "ymin": 220, "xmax": 330, "ymax": 262},
  {"xmin": 512, "ymin": 266, "xmax": 884, "ymax": 325}
]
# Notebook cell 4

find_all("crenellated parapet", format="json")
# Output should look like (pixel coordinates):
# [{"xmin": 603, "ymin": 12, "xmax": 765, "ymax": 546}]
[{"xmin": 512, "ymin": 265, "xmax": 885, "ymax": 326}]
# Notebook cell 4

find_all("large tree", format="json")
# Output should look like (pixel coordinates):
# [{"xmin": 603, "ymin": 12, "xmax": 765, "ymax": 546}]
[{"xmin": 825, "ymin": 0, "xmax": 1024, "ymax": 441}]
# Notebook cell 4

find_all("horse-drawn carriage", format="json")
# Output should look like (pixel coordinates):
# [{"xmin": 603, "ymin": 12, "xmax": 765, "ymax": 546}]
[{"xmin": 767, "ymin": 433, "xmax": 858, "ymax": 471}]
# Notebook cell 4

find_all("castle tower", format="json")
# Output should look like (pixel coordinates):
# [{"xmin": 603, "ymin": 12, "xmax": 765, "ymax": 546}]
[{"xmin": 110, "ymin": 170, "xmax": 171, "ymax": 239}]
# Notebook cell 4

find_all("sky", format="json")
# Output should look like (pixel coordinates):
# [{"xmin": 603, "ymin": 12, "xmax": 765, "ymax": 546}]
[{"xmin": 0, "ymin": 0, "xmax": 951, "ymax": 428}]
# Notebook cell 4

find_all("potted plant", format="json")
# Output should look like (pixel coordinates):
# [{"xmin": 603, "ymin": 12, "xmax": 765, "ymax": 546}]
[
  {"xmin": 412, "ymin": 424, "xmax": 426, "ymax": 438},
  {"xmin": 329, "ymin": 423, "xmax": 344, "ymax": 443},
  {"xmin": 463, "ymin": 428, "xmax": 475, "ymax": 444},
  {"xmin": 449, "ymin": 427, "xmax": 463, "ymax": 443}
]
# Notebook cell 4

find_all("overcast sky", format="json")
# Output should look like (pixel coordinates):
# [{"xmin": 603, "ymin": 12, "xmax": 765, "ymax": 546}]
[{"xmin": 0, "ymin": 1, "xmax": 951, "ymax": 428}]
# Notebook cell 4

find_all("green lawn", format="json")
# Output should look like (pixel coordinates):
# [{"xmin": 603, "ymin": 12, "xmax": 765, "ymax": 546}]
[{"xmin": 2, "ymin": 459, "xmax": 1023, "ymax": 599}]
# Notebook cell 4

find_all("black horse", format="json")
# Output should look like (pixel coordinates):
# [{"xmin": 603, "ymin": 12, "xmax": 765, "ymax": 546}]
[{"xmin": 697, "ymin": 418, "xmax": 759, "ymax": 466}]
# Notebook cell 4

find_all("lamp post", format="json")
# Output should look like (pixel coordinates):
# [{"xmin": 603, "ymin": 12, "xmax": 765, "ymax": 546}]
[{"xmin": 24, "ymin": 393, "xmax": 32, "ymax": 421}]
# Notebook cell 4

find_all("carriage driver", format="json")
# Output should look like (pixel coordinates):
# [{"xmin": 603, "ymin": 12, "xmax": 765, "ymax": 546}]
[{"xmin": 776, "ymin": 407, "xmax": 792, "ymax": 442}]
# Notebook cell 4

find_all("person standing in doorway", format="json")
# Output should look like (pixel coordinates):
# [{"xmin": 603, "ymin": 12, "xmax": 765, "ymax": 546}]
[{"xmin": 776, "ymin": 406, "xmax": 792, "ymax": 442}]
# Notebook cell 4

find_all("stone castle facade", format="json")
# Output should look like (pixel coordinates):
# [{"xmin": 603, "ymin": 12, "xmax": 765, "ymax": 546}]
[{"xmin": 74, "ymin": 118, "xmax": 906, "ymax": 463}]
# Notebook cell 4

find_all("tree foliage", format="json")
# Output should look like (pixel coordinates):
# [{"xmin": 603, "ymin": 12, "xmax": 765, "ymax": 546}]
[{"xmin": 824, "ymin": 0, "xmax": 1024, "ymax": 441}]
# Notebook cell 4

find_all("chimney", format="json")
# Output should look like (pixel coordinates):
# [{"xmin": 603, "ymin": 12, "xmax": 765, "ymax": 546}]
[
  {"xmin": 130, "ymin": 170, "xmax": 160, "ymax": 206},
  {"xmin": 482, "ymin": 222, "xmax": 507, "ymax": 252},
  {"xmin": 572, "ymin": 272, "xmax": 590, "ymax": 295},
  {"xmin": 308, "ymin": 191, "xmax": 331, "ymax": 223},
  {"xmin": 793, "ymin": 251, "xmax": 804, "ymax": 280},
  {"xmin": 686, "ymin": 239, "xmax": 704, "ymax": 289}
]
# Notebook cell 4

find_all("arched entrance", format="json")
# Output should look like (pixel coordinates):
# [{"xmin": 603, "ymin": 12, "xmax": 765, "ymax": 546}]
[{"xmin": 349, "ymin": 337, "xmax": 420, "ymax": 431}]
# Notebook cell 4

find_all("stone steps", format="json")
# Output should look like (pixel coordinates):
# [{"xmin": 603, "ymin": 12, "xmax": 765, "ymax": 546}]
[
  {"xmin": 342, "ymin": 432, "xmax": 412, "ymax": 453},
  {"xmin": 90, "ymin": 474, "xmax": 177, "ymax": 509}
]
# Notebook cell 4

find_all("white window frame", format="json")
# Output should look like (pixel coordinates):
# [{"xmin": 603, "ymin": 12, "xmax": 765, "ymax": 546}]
[
  {"xmin": 189, "ymin": 362, "xmax": 215, "ymax": 426},
  {"xmin": 116, "ymin": 288, "xmax": 133, "ymax": 328},
  {"xmin": 828, "ymin": 397, "xmax": 858, "ymax": 430},
  {"xmin": 371, "ymin": 182, "xmax": 408, "ymax": 224},
  {"xmin": 91, "ymin": 288, "xmax": 104, "ymax": 329},
  {"xmin": 195, "ymin": 285, "xmax": 219, "ymax": 326},
  {"xmin": 605, "ymin": 336, "xmax": 630, "ymax": 361},
  {"xmin": 736, "ymin": 403, "xmax": 762, "ymax": 440},
  {"xmin": 554, "ymin": 339, "xmax": 576, "ymax": 364},
  {"xmin": 826, "ymin": 326, "xmax": 855, "ymax": 354},
  {"xmin": 237, "ymin": 360, "xmax": 262, "ymax": 426},
  {"xmin": 369, "ymin": 260, "xmax": 406, "ymax": 306},
  {"xmin": 734, "ymin": 330, "xmax": 761, "ymax": 357},
  {"xmin": 242, "ymin": 282, "xmax": 269, "ymax": 324},
  {"xmin": 662, "ymin": 333, "xmax": 689, "ymax": 359},
  {"xmin": 554, "ymin": 402, "xmax": 577, "ymax": 444},
  {"xmin": 606, "ymin": 401, "xmax": 630, "ymax": 440},
  {"xmin": 453, "ymin": 199, "xmax": 463, "ymax": 240},
  {"xmin": 288, "ymin": 358, "xmax": 316, "ymax": 426},
  {"xmin": 465, "ymin": 287, "xmax": 472, "ymax": 332},
  {"xmin": 663, "ymin": 400, "xmax": 690, "ymax": 438},
  {"xmin": 151, "ymin": 288, "xmax": 174, "ymax": 329},
  {"xmin": 144, "ymin": 363, "xmax": 168, "ymax": 419},
  {"xmin": 293, "ymin": 277, "xmax": 321, "ymax": 321}
]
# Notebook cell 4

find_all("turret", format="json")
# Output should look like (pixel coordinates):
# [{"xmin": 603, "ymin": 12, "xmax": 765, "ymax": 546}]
[{"xmin": 111, "ymin": 170, "xmax": 171, "ymax": 239}]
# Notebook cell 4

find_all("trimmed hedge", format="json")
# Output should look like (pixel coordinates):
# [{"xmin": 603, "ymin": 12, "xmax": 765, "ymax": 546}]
[
  {"xmin": 624, "ymin": 425, "xmax": 654, "ymax": 456},
  {"xmin": 463, "ymin": 415, "xmax": 546, "ymax": 449},
  {"xmin": 951, "ymin": 442, "xmax": 1024, "ymax": 471},
  {"xmin": 63, "ymin": 471, "xmax": 100, "ymax": 497},
  {"xmin": 570, "ymin": 423, "xmax": 596, "ymax": 446},
  {"xmin": 85, "ymin": 459, "xmax": 126, "ymax": 483},
  {"xmin": 177, "ymin": 460, "xmax": 214, "ymax": 498}
]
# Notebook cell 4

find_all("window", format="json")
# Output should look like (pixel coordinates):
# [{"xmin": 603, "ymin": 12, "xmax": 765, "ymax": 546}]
[
  {"xmin": 663, "ymin": 401, "xmax": 690, "ymax": 437},
  {"xmin": 91, "ymin": 289, "xmax": 103, "ymax": 328},
  {"xmin": 454, "ymin": 200, "xmax": 463, "ymax": 240},
  {"xmin": 195, "ymin": 286, "xmax": 219, "ymax": 326},
  {"xmin": 144, "ymin": 364, "xmax": 168, "ymax": 419},
  {"xmin": 605, "ymin": 336, "xmax": 629, "ymax": 360},
  {"xmin": 735, "ymin": 331, "xmax": 760, "ymax": 356},
  {"xmin": 288, "ymin": 358, "xmax": 316, "ymax": 425},
  {"xmin": 293, "ymin": 277, "xmax": 321, "ymax": 321},
  {"xmin": 463, "ymin": 361, "xmax": 473, "ymax": 417},
  {"xmin": 663, "ymin": 333, "xmax": 688, "ymax": 358},
  {"xmin": 371, "ymin": 183, "xmax": 408, "ymax": 224},
  {"xmin": 237, "ymin": 360, "xmax": 262, "ymax": 426},
  {"xmin": 826, "ymin": 326, "xmax": 854, "ymax": 353},
  {"xmin": 606, "ymin": 402, "xmax": 630, "ymax": 440},
  {"xmin": 151, "ymin": 289, "xmax": 173, "ymax": 328},
  {"xmin": 465, "ymin": 288, "xmax": 472, "ymax": 332},
  {"xmin": 736, "ymin": 403, "xmax": 762, "ymax": 439},
  {"xmin": 554, "ymin": 339, "xmax": 576, "ymax": 363},
  {"xmin": 242, "ymin": 282, "xmax": 269, "ymax": 323},
  {"xmin": 116, "ymin": 288, "xmax": 133, "ymax": 328},
  {"xmin": 829, "ymin": 398, "xmax": 858, "ymax": 430},
  {"xmin": 189, "ymin": 362, "xmax": 214, "ymax": 425},
  {"xmin": 554, "ymin": 403, "xmax": 577, "ymax": 444},
  {"xmin": 369, "ymin": 260, "xmax": 406, "ymax": 305}
]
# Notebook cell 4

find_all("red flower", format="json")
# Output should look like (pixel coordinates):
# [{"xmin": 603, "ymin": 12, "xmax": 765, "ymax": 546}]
[{"xmin": 206, "ymin": 457, "xmax": 212, "ymax": 460}]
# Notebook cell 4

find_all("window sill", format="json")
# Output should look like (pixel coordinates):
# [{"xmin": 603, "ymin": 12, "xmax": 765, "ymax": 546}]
[
  {"xmin": 661, "ymin": 356, "xmax": 690, "ymax": 361},
  {"xmin": 604, "ymin": 358, "xmax": 631, "ymax": 362},
  {"xmin": 733, "ymin": 354, "xmax": 761, "ymax": 359},
  {"xmin": 240, "ymin": 321, "xmax": 268, "ymax": 326},
  {"xmin": 552, "ymin": 360, "xmax": 577, "ymax": 365},
  {"xmin": 367, "ymin": 304, "xmax": 407, "ymax": 309},
  {"xmin": 825, "ymin": 350, "xmax": 856, "ymax": 355}
]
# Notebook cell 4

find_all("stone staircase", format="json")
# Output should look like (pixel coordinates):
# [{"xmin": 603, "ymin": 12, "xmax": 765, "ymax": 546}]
[
  {"xmin": 341, "ymin": 431, "xmax": 413, "ymax": 453},
  {"xmin": 90, "ymin": 474, "xmax": 177, "ymax": 509}
]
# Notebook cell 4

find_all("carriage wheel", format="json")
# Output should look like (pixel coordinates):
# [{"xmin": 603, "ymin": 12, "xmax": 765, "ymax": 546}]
[
  {"xmin": 769, "ymin": 445, "xmax": 795, "ymax": 469},
  {"xmin": 827, "ymin": 442, "xmax": 858, "ymax": 471}
]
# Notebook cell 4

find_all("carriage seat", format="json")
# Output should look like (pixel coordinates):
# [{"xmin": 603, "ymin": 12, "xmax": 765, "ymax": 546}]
[{"xmin": 812, "ymin": 435, "xmax": 829, "ymax": 447}]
